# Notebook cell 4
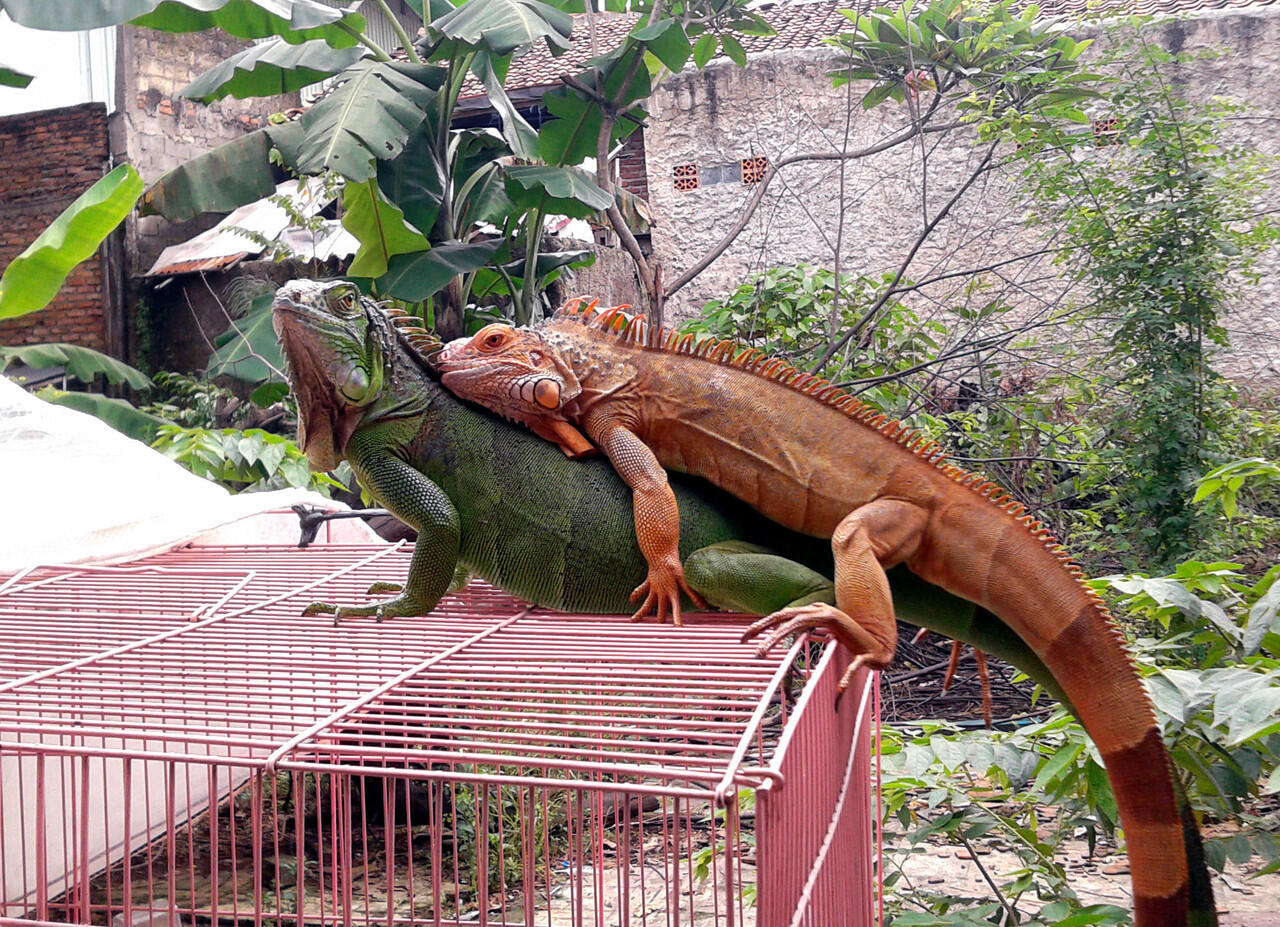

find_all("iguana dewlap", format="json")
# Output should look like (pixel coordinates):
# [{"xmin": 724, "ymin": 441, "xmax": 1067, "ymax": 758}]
[{"xmin": 434, "ymin": 299, "xmax": 1210, "ymax": 927}]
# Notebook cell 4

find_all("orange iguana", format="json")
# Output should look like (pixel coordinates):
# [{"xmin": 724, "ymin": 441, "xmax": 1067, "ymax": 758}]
[{"xmin": 435, "ymin": 300, "xmax": 1214, "ymax": 927}]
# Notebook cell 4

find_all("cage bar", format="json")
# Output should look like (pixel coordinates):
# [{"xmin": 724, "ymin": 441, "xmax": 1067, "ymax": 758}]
[{"xmin": 1, "ymin": 544, "xmax": 877, "ymax": 926}]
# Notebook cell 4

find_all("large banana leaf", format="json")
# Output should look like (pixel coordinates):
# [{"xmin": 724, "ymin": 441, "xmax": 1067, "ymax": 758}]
[
  {"xmin": 342, "ymin": 180, "xmax": 431, "ymax": 278},
  {"xmin": 0, "ymin": 343, "xmax": 153, "ymax": 389},
  {"xmin": 182, "ymin": 38, "xmax": 369, "ymax": 101},
  {"xmin": 35, "ymin": 389, "xmax": 170, "ymax": 444},
  {"xmin": 1, "ymin": 0, "xmax": 365, "ymax": 46},
  {"xmin": 206, "ymin": 292, "xmax": 283, "ymax": 386},
  {"xmin": 139, "ymin": 121, "xmax": 302, "ymax": 220},
  {"xmin": 378, "ymin": 239, "xmax": 503, "ymax": 301},
  {"xmin": 503, "ymin": 165, "xmax": 612, "ymax": 218},
  {"xmin": 471, "ymin": 52, "xmax": 537, "ymax": 158},
  {"xmin": 0, "ymin": 64, "xmax": 33, "ymax": 88},
  {"xmin": 424, "ymin": 0, "xmax": 572, "ymax": 57},
  {"xmin": 295, "ymin": 61, "xmax": 444, "ymax": 182},
  {"xmin": 376, "ymin": 129, "xmax": 446, "ymax": 238},
  {"xmin": 0, "ymin": 164, "xmax": 144, "ymax": 320}
]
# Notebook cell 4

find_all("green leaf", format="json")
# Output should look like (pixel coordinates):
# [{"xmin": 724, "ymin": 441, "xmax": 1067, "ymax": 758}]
[
  {"xmin": 1245, "ymin": 579, "xmax": 1280, "ymax": 656},
  {"xmin": 4, "ymin": 0, "xmax": 365, "ymax": 45},
  {"xmin": 0, "ymin": 342, "xmax": 152, "ymax": 388},
  {"xmin": 249, "ymin": 381, "xmax": 289, "ymax": 407},
  {"xmin": 206, "ymin": 292, "xmax": 283, "ymax": 386},
  {"xmin": 719, "ymin": 33, "xmax": 746, "ymax": 67},
  {"xmin": 140, "ymin": 121, "xmax": 303, "ymax": 220},
  {"xmin": 0, "ymin": 164, "xmax": 144, "ymax": 320},
  {"xmin": 181, "ymin": 38, "xmax": 369, "ymax": 101},
  {"xmin": 503, "ymin": 164, "xmax": 612, "ymax": 217},
  {"xmin": 132, "ymin": 0, "xmax": 366, "ymax": 47},
  {"xmin": 636, "ymin": 20, "xmax": 691, "ymax": 73},
  {"xmin": 537, "ymin": 46, "xmax": 648, "ymax": 166},
  {"xmin": 377, "ymin": 239, "xmax": 503, "ymax": 301},
  {"xmin": 376, "ymin": 128, "xmax": 445, "ymax": 237},
  {"xmin": 692, "ymin": 34, "xmax": 717, "ymax": 68},
  {"xmin": 471, "ymin": 52, "xmax": 538, "ymax": 158},
  {"xmin": 423, "ymin": 0, "xmax": 572, "ymax": 57},
  {"xmin": 2, "ymin": 0, "xmax": 160, "ymax": 28},
  {"xmin": 35, "ymin": 388, "xmax": 170, "ymax": 444},
  {"xmin": 296, "ymin": 60, "xmax": 443, "ymax": 182},
  {"xmin": 1031, "ymin": 739, "xmax": 1082, "ymax": 794},
  {"xmin": 341, "ymin": 179, "xmax": 431, "ymax": 278},
  {"xmin": 0, "ymin": 64, "xmax": 33, "ymax": 88}
]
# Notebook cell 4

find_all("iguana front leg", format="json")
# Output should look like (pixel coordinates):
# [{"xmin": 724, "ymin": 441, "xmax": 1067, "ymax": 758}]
[
  {"xmin": 303, "ymin": 429, "xmax": 461, "ymax": 622},
  {"xmin": 583, "ymin": 408, "xmax": 707, "ymax": 624},
  {"xmin": 743, "ymin": 498, "xmax": 928, "ymax": 690}
]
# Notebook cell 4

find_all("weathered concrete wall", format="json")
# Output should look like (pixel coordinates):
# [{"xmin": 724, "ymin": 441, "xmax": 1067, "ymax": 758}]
[
  {"xmin": 0, "ymin": 103, "xmax": 113, "ymax": 353},
  {"xmin": 112, "ymin": 26, "xmax": 301, "ymax": 276},
  {"xmin": 549, "ymin": 242, "xmax": 646, "ymax": 311},
  {"xmin": 643, "ymin": 11, "xmax": 1280, "ymax": 388}
]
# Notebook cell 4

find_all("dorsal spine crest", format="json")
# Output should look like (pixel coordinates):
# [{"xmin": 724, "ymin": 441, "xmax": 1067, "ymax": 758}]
[{"xmin": 544, "ymin": 300, "xmax": 1102, "ymax": 583}]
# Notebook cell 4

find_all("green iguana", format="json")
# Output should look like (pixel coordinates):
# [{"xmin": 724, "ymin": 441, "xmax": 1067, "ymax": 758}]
[{"xmin": 433, "ymin": 299, "xmax": 1215, "ymax": 927}]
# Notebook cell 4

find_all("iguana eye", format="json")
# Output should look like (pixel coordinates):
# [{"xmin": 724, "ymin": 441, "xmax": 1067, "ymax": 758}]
[
  {"xmin": 330, "ymin": 287, "xmax": 359, "ymax": 315},
  {"xmin": 483, "ymin": 331, "xmax": 506, "ymax": 349}
]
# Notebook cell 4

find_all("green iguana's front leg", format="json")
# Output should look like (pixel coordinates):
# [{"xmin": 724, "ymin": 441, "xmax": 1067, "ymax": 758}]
[{"xmin": 303, "ymin": 427, "xmax": 461, "ymax": 622}]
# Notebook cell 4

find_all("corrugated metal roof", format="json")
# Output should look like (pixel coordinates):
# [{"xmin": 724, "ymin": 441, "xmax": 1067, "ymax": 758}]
[{"xmin": 146, "ymin": 177, "xmax": 355, "ymax": 277}]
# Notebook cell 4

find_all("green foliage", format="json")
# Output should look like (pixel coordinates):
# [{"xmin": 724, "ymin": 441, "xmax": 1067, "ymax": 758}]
[
  {"xmin": 880, "ymin": 565, "xmax": 1280, "ymax": 920},
  {"xmin": 139, "ymin": 371, "xmax": 242, "ymax": 428},
  {"xmin": 1195, "ymin": 458, "xmax": 1280, "ymax": 521},
  {"xmin": 151, "ymin": 424, "xmax": 346, "ymax": 495},
  {"xmin": 180, "ymin": 37, "xmax": 369, "ymax": 101},
  {"xmin": 828, "ymin": 0, "xmax": 1097, "ymax": 124},
  {"xmin": 0, "ymin": 64, "xmax": 32, "ymax": 88},
  {"xmin": 0, "ymin": 342, "xmax": 152, "ymax": 389},
  {"xmin": 1012, "ymin": 21, "xmax": 1280, "ymax": 565},
  {"xmin": 682, "ymin": 264, "xmax": 948, "ymax": 413},
  {"xmin": 140, "ymin": 122, "xmax": 303, "ymax": 220},
  {"xmin": 0, "ymin": 164, "xmax": 144, "ymax": 319},
  {"xmin": 204, "ymin": 283, "xmax": 288, "ymax": 388}
]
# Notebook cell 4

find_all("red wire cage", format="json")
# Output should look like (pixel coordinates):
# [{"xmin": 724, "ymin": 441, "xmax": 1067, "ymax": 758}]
[{"xmin": 0, "ymin": 543, "xmax": 878, "ymax": 927}]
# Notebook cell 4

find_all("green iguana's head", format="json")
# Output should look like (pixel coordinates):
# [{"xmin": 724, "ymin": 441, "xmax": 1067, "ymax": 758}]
[{"xmin": 273, "ymin": 279, "xmax": 389, "ymax": 471}]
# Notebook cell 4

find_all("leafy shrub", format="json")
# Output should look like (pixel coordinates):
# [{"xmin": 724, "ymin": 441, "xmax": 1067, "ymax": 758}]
[{"xmin": 151, "ymin": 425, "xmax": 347, "ymax": 495}]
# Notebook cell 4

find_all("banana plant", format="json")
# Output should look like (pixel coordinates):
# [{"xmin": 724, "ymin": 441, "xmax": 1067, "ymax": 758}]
[{"xmin": 4, "ymin": 0, "xmax": 770, "ymax": 337}]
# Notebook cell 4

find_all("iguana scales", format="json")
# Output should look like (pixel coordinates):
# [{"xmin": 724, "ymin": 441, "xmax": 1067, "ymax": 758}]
[{"xmin": 434, "ymin": 299, "xmax": 1215, "ymax": 927}]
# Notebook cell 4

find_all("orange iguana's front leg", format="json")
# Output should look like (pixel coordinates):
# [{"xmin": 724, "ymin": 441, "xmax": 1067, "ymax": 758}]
[
  {"xmin": 743, "ymin": 498, "xmax": 929, "ymax": 690},
  {"xmin": 583, "ymin": 409, "xmax": 707, "ymax": 624}
]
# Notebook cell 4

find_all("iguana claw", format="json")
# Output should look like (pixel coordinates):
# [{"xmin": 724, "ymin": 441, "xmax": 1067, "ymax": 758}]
[
  {"xmin": 628, "ymin": 560, "xmax": 707, "ymax": 625},
  {"xmin": 300, "ymin": 596, "xmax": 423, "ymax": 625},
  {"xmin": 741, "ymin": 604, "xmax": 877, "ymax": 693}
]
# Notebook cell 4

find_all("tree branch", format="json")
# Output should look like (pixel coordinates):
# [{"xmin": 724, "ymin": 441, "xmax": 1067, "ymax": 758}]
[
  {"xmin": 813, "ymin": 140, "xmax": 1002, "ymax": 373},
  {"xmin": 666, "ymin": 118, "xmax": 967, "ymax": 297}
]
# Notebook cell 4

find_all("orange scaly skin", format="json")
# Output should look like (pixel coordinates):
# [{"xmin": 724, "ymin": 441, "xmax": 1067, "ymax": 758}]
[{"xmin": 437, "ymin": 301, "xmax": 1203, "ymax": 926}]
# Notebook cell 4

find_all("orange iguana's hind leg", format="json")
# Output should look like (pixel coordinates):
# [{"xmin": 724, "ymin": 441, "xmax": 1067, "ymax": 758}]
[{"xmin": 743, "ymin": 499, "xmax": 929, "ymax": 689}]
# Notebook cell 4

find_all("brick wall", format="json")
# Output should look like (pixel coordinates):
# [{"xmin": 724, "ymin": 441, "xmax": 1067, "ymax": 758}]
[
  {"xmin": 616, "ymin": 130, "xmax": 649, "ymax": 201},
  {"xmin": 0, "ymin": 103, "xmax": 111, "ymax": 352},
  {"xmin": 114, "ymin": 26, "xmax": 301, "ymax": 275}
]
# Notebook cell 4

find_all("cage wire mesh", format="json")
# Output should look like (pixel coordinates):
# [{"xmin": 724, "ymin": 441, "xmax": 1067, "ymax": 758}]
[{"xmin": 0, "ymin": 544, "xmax": 877, "ymax": 927}]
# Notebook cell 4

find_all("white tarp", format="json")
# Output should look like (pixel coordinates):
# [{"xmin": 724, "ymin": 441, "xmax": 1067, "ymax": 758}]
[
  {"xmin": 0, "ymin": 374, "xmax": 385, "ymax": 912},
  {"xmin": 0, "ymin": 375, "xmax": 378, "ymax": 572}
]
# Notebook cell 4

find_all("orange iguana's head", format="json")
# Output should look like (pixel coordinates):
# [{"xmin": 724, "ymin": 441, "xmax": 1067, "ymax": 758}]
[
  {"xmin": 438, "ymin": 323, "xmax": 580, "ymax": 412},
  {"xmin": 436, "ymin": 324, "xmax": 597, "ymax": 457}
]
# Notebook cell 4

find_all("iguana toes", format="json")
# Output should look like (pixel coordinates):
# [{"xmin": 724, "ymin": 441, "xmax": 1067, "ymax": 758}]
[{"xmin": 434, "ymin": 300, "xmax": 1214, "ymax": 927}]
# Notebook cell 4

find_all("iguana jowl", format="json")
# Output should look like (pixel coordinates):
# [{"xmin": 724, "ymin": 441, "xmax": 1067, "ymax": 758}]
[{"xmin": 434, "ymin": 299, "xmax": 1214, "ymax": 927}]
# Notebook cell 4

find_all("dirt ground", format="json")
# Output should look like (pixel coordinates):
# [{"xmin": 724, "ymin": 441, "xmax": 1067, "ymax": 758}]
[{"xmin": 892, "ymin": 827, "xmax": 1280, "ymax": 926}]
